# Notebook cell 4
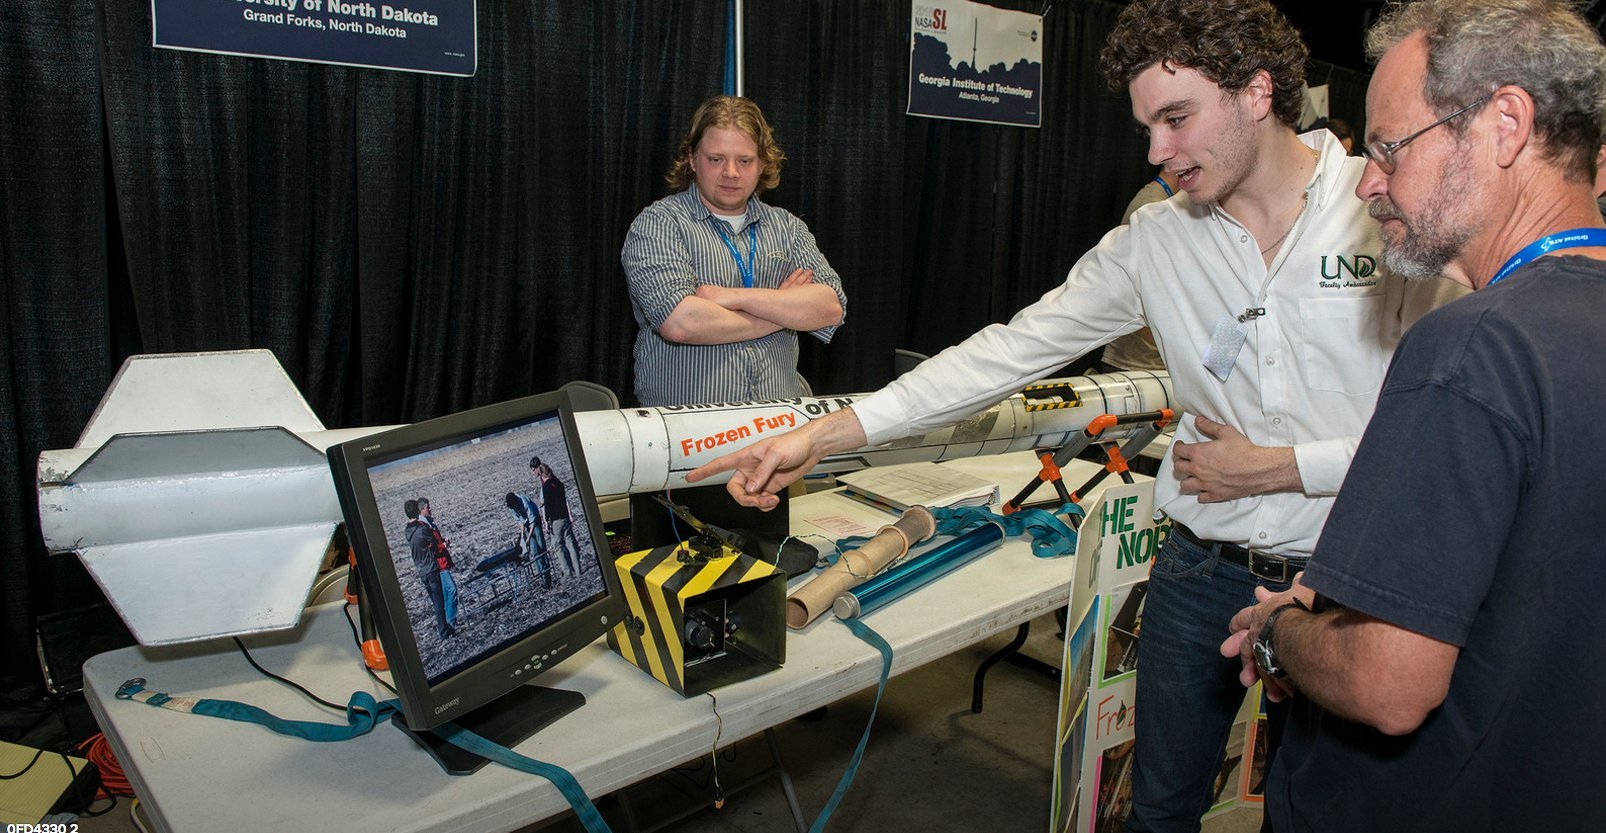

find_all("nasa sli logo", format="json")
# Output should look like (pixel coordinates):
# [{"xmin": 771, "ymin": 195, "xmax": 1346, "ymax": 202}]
[{"xmin": 914, "ymin": 5, "xmax": 948, "ymax": 32}]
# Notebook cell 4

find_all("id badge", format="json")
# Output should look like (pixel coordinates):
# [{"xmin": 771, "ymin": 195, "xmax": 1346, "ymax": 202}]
[{"xmin": 1201, "ymin": 314, "xmax": 1247, "ymax": 382}]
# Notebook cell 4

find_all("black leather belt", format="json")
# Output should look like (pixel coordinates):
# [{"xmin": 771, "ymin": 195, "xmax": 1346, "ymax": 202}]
[{"xmin": 1172, "ymin": 522, "xmax": 1306, "ymax": 583}]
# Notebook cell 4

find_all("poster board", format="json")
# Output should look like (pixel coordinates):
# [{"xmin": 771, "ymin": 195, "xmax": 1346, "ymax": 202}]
[{"xmin": 1049, "ymin": 481, "xmax": 1260, "ymax": 832}]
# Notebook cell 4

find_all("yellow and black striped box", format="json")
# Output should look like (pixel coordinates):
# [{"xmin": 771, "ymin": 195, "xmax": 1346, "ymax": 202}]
[{"xmin": 607, "ymin": 540, "xmax": 786, "ymax": 696}]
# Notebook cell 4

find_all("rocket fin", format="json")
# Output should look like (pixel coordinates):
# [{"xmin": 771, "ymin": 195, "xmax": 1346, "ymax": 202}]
[
  {"xmin": 76, "ymin": 522, "xmax": 337, "ymax": 646},
  {"xmin": 76, "ymin": 350, "xmax": 324, "ymax": 449}
]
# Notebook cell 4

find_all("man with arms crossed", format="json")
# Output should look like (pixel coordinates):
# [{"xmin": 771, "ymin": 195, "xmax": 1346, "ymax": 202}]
[
  {"xmin": 1222, "ymin": 1, "xmax": 1606, "ymax": 830},
  {"xmin": 691, "ymin": 1, "xmax": 1459, "ymax": 830},
  {"xmin": 623, "ymin": 95, "xmax": 846, "ymax": 407}
]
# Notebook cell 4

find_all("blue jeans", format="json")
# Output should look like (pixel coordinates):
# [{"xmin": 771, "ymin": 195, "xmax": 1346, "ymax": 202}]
[
  {"xmin": 423, "ymin": 570, "xmax": 452, "ymax": 637},
  {"xmin": 551, "ymin": 518, "xmax": 583, "ymax": 574},
  {"xmin": 1126, "ymin": 531, "xmax": 1293, "ymax": 833}
]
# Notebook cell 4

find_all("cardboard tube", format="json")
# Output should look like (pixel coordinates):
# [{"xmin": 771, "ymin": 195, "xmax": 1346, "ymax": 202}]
[{"xmin": 786, "ymin": 506, "xmax": 936, "ymax": 628}]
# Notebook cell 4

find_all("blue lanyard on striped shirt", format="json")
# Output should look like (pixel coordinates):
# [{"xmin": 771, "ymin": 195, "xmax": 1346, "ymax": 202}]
[
  {"xmin": 710, "ymin": 220, "xmax": 759, "ymax": 288},
  {"xmin": 1487, "ymin": 227, "xmax": 1606, "ymax": 287}
]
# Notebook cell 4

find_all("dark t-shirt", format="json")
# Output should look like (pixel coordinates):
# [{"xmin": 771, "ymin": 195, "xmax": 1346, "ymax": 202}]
[
  {"xmin": 1269, "ymin": 257, "xmax": 1606, "ymax": 831},
  {"xmin": 542, "ymin": 476, "xmax": 570, "ymax": 523}
]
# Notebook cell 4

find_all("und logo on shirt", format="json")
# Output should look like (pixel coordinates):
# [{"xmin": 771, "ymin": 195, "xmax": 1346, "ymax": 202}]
[{"xmin": 1319, "ymin": 254, "xmax": 1379, "ymax": 289}]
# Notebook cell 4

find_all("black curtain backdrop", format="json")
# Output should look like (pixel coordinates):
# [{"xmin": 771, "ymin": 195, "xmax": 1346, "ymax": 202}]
[
  {"xmin": 745, "ymin": 0, "xmax": 1149, "ymax": 387},
  {"xmin": 0, "ymin": 0, "xmax": 1371, "ymax": 694},
  {"xmin": 1311, "ymin": 58, "xmax": 1373, "ymax": 143},
  {"xmin": 1, "ymin": 0, "xmax": 115, "ymax": 697}
]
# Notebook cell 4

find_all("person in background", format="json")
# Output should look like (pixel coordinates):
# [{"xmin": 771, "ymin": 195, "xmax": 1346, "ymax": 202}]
[
  {"xmin": 531, "ymin": 457, "xmax": 583, "ymax": 575},
  {"xmin": 1223, "ymin": 1, "xmax": 1606, "ymax": 829},
  {"xmin": 404, "ymin": 498, "xmax": 455, "ymax": 638},
  {"xmin": 1325, "ymin": 118, "xmax": 1355, "ymax": 155},
  {"xmin": 1099, "ymin": 167, "xmax": 1181, "ymax": 374},
  {"xmin": 622, "ymin": 95, "xmax": 847, "ymax": 407},
  {"xmin": 417, "ymin": 497, "xmax": 458, "ymax": 632},
  {"xmin": 1594, "ymin": 144, "xmax": 1606, "ymax": 217},
  {"xmin": 505, "ymin": 490, "xmax": 551, "ymax": 588}
]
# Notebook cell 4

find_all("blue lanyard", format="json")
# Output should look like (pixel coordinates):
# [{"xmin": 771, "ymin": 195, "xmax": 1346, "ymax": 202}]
[
  {"xmin": 1488, "ymin": 227, "xmax": 1606, "ymax": 287},
  {"xmin": 1152, "ymin": 174, "xmax": 1173, "ymax": 198},
  {"xmin": 711, "ymin": 220, "xmax": 759, "ymax": 288}
]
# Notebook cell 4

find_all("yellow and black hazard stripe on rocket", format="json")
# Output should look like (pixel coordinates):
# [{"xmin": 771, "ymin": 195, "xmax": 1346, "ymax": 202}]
[
  {"xmin": 1020, "ymin": 382, "xmax": 1084, "ymax": 411},
  {"xmin": 607, "ymin": 540, "xmax": 786, "ymax": 696}
]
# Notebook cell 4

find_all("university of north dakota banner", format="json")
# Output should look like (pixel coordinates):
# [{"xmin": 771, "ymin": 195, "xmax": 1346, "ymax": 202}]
[{"xmin": 152, "ymin": 0, "xmax": 476, "ymax": 76}]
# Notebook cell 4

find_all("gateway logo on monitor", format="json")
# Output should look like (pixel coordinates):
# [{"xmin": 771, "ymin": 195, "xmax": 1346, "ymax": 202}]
[{"xmin": 433, "ymin": 697, "xmax": 461, "ymax": 715}]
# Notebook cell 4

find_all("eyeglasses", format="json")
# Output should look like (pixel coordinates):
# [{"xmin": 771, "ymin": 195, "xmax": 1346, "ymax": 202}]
[{"xmin": 1362, "ymin": 92, "xmax": 1493, "ymax": 174}]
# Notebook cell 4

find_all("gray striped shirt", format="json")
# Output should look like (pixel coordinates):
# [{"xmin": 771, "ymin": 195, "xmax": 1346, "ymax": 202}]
[{"xmin": 622, "ymin": 186, "xmax": 847, "ymax": 406}]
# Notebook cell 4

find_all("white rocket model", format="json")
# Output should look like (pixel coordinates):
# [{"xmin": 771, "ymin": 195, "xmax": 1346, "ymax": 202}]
[{"xmin": 37, "ymin": 350, "xmax": 1174, "ymax": 646}]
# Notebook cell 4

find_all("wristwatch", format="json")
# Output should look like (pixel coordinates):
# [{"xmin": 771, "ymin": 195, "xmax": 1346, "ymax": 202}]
[{"xmin": 1253, "ymin": 598, "xmax": 1309, "ymax": 679}]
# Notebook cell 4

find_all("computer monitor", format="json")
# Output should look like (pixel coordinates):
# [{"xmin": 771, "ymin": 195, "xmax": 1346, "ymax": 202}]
[{"xmin": 327, "ymin": 390, "xmax": 625, "ymax": 774}]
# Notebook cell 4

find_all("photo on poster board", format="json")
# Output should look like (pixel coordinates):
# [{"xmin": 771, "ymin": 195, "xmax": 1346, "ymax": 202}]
[
  {"xmin": 1051, "ymin": 596, "xmax": 1100, "ymax": 832},
  {"xmin": 1100, "ymin": 580, "xmax": 1147, "ymax": 683},
  {"xmin": 1209, "ymin": 720, "xmax": 1250, "ymax": 812},
  {"xmin": 1243, "ymin": 715, "xmax": 1269, "ymax": 802},
  {"xmin": 1066, "ymin": 597, "xmax": 1100, "ymax": 718},
  {"xmin": 1055, "ymin": 696, "xmax": 1090, "ymax": 833},
  {"xmin": 1094, "ymin": 739, "xmax": 1136, "ymax": 833}
]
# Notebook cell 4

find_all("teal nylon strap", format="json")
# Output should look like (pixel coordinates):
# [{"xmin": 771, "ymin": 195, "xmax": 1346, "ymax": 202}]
[
  {"xmin": 433, "ymin": 723, "xmax": 612, "ymax": 833},
  {"xmin": 808, "ymin": 617, "xmax": 894, "ymax": 832},
  {"xmin": 931, "ymin": 503, "xmax": 1083, "ymax": 558},
  {"xmin": 830, "ymin": 503, "xmax": 1083, "ymax": 562},
  {"xmin": 116, "ymin": 679, "xmax": 399, "ymax": 742},
  {"xmin": 117, "ymin": 678, "xmax": 612, "ymax": 828}
]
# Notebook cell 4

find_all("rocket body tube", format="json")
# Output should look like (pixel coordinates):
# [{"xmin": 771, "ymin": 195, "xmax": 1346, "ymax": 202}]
[{"xmin": 573, "ymin": 371, "xmax": 1174, "ymax": 496}]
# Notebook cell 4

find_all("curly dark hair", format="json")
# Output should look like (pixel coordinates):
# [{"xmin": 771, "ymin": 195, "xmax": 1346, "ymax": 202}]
[{"xmin": 1099, "ymin": 0, "xmax": 1309, "ymax": 130}]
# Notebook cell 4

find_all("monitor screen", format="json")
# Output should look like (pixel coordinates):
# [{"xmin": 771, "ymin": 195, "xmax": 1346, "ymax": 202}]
[{"xmin": 328, "ymin": 390, "xmax": 625, "ymax": 765}]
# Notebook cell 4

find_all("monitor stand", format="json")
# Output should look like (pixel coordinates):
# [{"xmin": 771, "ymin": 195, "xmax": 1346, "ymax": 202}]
[{"xmin": 393, "ymin": 683, "xmax": 586, "ymax": 775}]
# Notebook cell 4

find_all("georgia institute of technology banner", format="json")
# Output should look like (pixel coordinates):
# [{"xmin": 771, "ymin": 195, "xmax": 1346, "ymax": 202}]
[
  {"xmin": 1050, "ymin": 481, "xmax": 1263, "ymax": 833},
  {"xmin": 152, "ymin": 0, "xmax": 477, "ymax": 77},
  {"xmin": 908, "ymin": 0, "xmax": 1043, "ymax": 127}
]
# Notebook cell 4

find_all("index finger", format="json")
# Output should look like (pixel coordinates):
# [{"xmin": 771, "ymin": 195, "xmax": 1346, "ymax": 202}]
[{"xmin": 686, "ymin": 450, "xmax": 743, "ymax": 483}]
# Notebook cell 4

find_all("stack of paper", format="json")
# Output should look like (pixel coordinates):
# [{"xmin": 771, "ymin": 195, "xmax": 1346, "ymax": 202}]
[{"xmin": 836, "ymin": 462, "xmax": 1000, "ymax": 513}]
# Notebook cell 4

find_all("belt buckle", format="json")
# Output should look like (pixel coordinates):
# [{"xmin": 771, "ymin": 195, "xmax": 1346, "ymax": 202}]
[{"xmin": 1247, "ymin": 550, "xmax": 1290, "ymax": 583}]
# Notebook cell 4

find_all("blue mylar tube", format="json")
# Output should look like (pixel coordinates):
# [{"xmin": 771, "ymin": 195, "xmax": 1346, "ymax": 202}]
[{"xmin": 832, "ymin": 522, "xmax": 1005, "ymax": 620}]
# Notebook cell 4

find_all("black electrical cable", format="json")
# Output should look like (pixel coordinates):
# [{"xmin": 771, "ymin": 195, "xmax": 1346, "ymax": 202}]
[
  {"xmin": 706, "ymin": 691, "xmax": 725, "ymax": 808},
  {"xmin": 232, "ymin": 637, "xmax": 347, "ymax": 712},
  {"xmin": 0, "ymin": 743, "xmax": 114, "ymax": 817},
  {"xmin": 58, "ymin": 749, "xmax": 115, "ymax": 817},
  {"xmin": 343, "ymin": 604, "xmax": 397, "ymax": 696},
  {"xmin": 0, "ymin": 745, "xmax": 43, "ymax": 779}
]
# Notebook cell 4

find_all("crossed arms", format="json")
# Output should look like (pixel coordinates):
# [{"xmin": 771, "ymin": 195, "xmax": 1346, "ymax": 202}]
[{"xmin": 658, "ymin": 268, "xmax": 842, "ymax": 344}]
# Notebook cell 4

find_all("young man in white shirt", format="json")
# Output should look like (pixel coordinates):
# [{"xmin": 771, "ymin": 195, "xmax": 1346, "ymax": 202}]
[{"xmin": 692, "ymin": 1, "xmax": 1459, "ymax": 829}]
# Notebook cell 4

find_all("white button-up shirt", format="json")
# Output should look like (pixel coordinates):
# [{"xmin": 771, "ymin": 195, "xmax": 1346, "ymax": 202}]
[{"xmin": 854, "ymin": 131, "xmax": 1462, "ymax": 557}]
